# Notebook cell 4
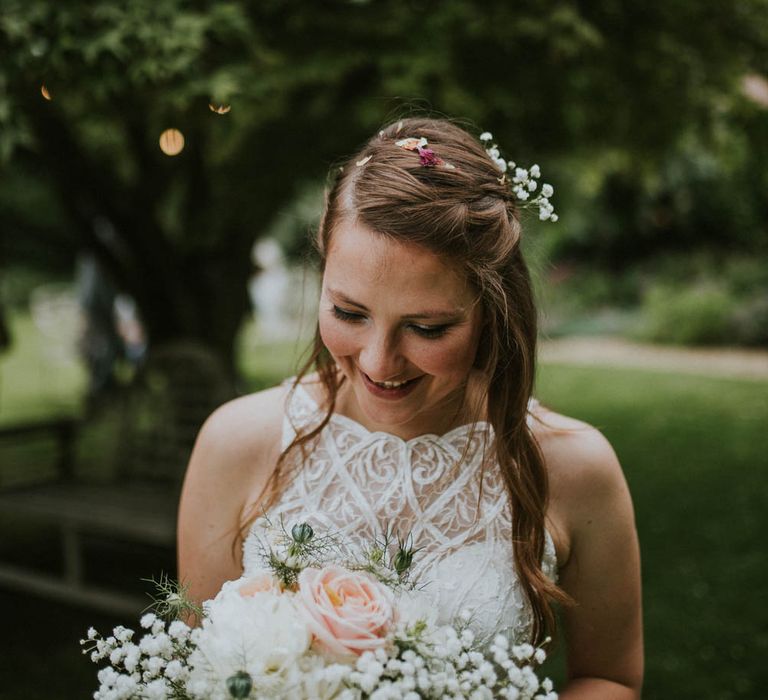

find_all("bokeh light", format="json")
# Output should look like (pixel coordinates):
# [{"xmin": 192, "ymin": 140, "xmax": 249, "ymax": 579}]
[
  {"xmin": 158, "ymin": 128, "xmax": 185, "ymax": 156},
  {"xmin": 742, "ymin": 73, "xmax": 768, "ymax": 108}
]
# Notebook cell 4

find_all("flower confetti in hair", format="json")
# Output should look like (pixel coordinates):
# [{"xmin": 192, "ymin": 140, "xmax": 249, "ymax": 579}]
[
  {"xmin": 395, "ymin": 136, "xmax": 454, "ymax": 168},
  {"xmin": 418, "ymin": 147, "xmax": 441, "ymax": 166},
  {"xmin": 394, "ymin": 137, "xmax": 427, "ymax": 151}
]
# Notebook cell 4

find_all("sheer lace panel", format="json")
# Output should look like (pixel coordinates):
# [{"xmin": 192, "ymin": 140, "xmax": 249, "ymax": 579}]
[{"xmin": 242, "ymin": 381, "xmax": 558, "ymax": 645}]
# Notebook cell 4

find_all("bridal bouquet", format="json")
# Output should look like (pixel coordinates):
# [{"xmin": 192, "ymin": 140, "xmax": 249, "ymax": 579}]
[{"xmin": 82, "ymin": 521, "xmax": 557, "ymax": 699}]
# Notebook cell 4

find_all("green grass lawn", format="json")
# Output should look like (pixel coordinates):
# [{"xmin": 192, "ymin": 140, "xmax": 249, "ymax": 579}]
[
  {"xmin": 0, "ymin": 313, "xmax": 86, "ymax": 425},
  {"xmin": 536, "ymin": 366, "xmax": 767, "ymax": 699},
  {"xmin": 1, "ymin": 315, "xmax": 766, "ymax": 698}
]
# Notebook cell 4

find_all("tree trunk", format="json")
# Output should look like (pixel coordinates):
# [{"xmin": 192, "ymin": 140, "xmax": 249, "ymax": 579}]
[
  {"xmin": 19, "ymin": 89, "xmax": 261, "ymax": 388},
  {"xmin": 0, "ymin": 299, "xmax": 10, "ymax": 353}
]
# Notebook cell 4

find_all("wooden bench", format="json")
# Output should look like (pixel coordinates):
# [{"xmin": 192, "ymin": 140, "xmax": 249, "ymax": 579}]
[
  {"xmin": 0, "ymin": 342, "xmax": 234, "ymax": 615},
  {"xmin": 0, "ymin": 418, "xmax": 177, "ymax": 614}
]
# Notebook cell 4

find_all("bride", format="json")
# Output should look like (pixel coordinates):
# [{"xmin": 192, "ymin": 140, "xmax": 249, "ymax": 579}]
[{"xmin": 178, "ymin": 118, "xmax": 643, "ymax": 698}]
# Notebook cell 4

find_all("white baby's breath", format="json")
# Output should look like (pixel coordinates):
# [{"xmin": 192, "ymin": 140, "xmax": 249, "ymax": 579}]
[
  {"xmin": 480, "ymin": 131, "xmax": 558, "ymax": 223},
  {"xmin": 168, "ymin": 619, "xmax": 191, "ymax": 641}
]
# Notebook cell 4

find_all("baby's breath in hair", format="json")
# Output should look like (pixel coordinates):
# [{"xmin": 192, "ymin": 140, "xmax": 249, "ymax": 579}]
[{"xmin": 479, "ymin": 131, "xmax": 558, "ymax": 222}]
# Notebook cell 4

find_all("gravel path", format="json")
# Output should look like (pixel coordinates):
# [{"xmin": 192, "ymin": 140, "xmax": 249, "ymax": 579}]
[{"xmin": 539, "ymin": 336, "xmax": 768, "ymax": 381}]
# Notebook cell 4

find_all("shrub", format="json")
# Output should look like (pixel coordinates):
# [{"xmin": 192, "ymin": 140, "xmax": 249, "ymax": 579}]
[
  {"xmin": 729, "ymin": 293, "xmax": 768, "ymax": 347},
  {"xmin": 637, "ymin": 283, "xmax": 736, "ymax": 346}
]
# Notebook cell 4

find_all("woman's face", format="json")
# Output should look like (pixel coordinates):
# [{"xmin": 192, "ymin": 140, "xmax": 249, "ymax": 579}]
[{"xmin": 319, "ymin": 219, "xmax": 484, "ymax": 440}]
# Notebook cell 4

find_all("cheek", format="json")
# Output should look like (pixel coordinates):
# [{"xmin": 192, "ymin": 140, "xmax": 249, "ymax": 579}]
[
  {"xmin": 409, "ymin": 333, "xmax": 479, "ymax": 377},
  {"xmin": 319, "ymin": 317, "xmax": 358, "ymax": 358}
]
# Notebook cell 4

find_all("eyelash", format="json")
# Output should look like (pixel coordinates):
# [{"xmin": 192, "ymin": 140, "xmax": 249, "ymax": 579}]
[{"xmin": 331, "ymin": 305, "xmax": 450, "ymax": 339}]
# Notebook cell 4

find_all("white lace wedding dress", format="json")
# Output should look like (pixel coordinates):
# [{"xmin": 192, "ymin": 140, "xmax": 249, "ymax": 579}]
[{"xmin": 241, "ymin": 381, "xmax": 558, "ymax": 646}]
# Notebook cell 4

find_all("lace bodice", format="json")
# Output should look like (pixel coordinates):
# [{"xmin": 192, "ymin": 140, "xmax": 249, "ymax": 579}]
[{"xmin": 242, "ymin": 381, "xmax": 558, "ymax": 646}]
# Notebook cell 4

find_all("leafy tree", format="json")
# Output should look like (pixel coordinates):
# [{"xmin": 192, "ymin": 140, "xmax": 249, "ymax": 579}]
[{"xmin": 1, "ymin": 0, "xmax": 766, "ymax": 373}]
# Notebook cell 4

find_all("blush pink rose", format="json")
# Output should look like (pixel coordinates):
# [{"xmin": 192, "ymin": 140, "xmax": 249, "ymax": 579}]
[
  {"xmin": 296, "ymin": 566, "xmax": 394, "ymax": 657},
  {"xmin": 238, "ymin": 572, "xmax": 282, "ymax": 597}
]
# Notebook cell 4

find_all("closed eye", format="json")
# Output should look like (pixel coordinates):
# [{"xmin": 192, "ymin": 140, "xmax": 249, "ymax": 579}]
[
  {"xmin": 333, "ymin": 305, "xmax": 451, "ymax": 339},
  {"xmin": 409, "ymin": 324, "xmax": 450, "ymax": 339},
  {"xmin": 332, "ymin": 305, "xmax": 365, "ymax": 323}
]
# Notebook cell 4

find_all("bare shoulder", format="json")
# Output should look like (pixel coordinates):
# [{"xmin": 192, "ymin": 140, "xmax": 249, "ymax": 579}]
[
  {"xmin": 194, "ymin": 372, "xmax": 325, "ymax": 463},
  {"xmin": 531, "ymin": 404, "xmax": 643, "ymax": 691},
  {"xmin": 192, "ymin": 383, "xmax": 288, "ymax": 476},
  {"xmin": 177, "ymin": 382, "xmax": 290, "ymax": 603},
  {"xmin": 179, "ymin": 382, "xmax": 291, "ymax": 525},
  {"xmin": 530, "ymin": 402, "xmax": 633, "ymax": 564},
  {"xmin": 531, "ymin": 403, "xmax": 623, "ymax": 486}
]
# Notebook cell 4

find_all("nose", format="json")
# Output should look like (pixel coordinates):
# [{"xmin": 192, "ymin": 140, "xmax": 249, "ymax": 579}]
[{"xmin": 358, "ymin": 327, "xmax": 405, "ymax": 381}]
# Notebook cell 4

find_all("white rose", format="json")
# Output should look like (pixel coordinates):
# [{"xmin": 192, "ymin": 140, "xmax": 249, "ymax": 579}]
[{"xmin": 186, "ymin": 589, "xmax": 311, "ymax": 698}]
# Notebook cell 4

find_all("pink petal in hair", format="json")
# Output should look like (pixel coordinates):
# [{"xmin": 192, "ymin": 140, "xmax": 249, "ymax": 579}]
[
  {"xmin": 395, "ymin": 136, "xmax": 450, "ymax": 168},
  {"xmin": 417, "ymin": 147, "xmax": 443, "ymax": 167}
]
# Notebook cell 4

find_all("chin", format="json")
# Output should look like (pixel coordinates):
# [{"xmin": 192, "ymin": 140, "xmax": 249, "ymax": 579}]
[
  {"xmin": 349, "ymin": 377, "xmax": 424, "ymax": 426},
  {"xmin": 359, "ymin": 401, "xmax": 415, "ymax": 424}
]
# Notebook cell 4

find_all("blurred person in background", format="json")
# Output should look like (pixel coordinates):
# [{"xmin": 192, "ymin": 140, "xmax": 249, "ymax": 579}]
[{"xmin": 76, "ymin": 253, "xmax": 122, "ymax": 406}]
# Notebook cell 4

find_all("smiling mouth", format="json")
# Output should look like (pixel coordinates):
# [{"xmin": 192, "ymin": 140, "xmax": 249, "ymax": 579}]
[{"xmin": 361, "ymin": 371, "xmax": 422, "ymax": 392}]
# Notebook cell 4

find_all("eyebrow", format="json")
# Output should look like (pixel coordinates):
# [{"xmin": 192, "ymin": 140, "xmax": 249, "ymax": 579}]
[{"xmin": 328, "ymin": 289, "xmax": 466, "ymax": 321}]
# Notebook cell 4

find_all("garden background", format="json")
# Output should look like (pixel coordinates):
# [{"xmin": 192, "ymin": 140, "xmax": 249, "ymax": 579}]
[{"xmin": 1, "ymin": 1, "xmax": 767, "ymax": 698}]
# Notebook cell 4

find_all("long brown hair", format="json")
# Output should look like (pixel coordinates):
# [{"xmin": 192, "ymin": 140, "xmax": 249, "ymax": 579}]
[{"xmin": 245, "ymin": 117, "xmax": 569, "ymax": 642}]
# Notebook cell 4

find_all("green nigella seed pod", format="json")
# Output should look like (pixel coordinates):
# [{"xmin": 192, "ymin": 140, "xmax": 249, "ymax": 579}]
[
  {"xmin": 291, "ymin": 522, "xmax": 314, "ymax": 544},
  {"xmin": 393, "ymin": 548, "xmax": 414, "ymax": 575},
  {"xmin": 226, "ymin": 670, "xmax": 253, "ymax": 698}
]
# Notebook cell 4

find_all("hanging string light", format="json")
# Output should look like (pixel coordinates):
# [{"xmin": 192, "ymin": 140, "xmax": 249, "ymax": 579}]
[
  {"xmin": 742, "ymin": 73, "xmax": 768, "ymax": 109},
  {"xmin": 208, "ymin": 103, "xmax": 231, "ymax": 115},
  {"xmin": 159, "ymin": 128, "xmax": 185, "ymax": 156},
  {"xmin": 40, "ymin": 84, "xmax": 52, "ymax": 101}
]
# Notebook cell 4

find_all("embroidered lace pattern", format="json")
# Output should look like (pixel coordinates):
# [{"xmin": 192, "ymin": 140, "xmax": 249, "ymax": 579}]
[{"xmin": 241, "ymin": 381, "xmax": 558, "ymax": 645}]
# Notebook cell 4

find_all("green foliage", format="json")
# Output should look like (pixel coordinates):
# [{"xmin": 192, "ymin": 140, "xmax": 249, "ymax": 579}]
[
  {"xmin": 638, "ymin": 282, "xmax": 736, "ymax": 346},
  {"xmin": 545, "ymin": 117, "xmax": 768, "ymax": 271},
  {"xmin": 632, "ymin": 254, "xmax": 768, "ymax": 346},
  {"xmin": 2, "ymin": 0, "xmax": 768, "ymax": 360},
  {"xmin": 534, "ymin": 261, "xmax": 642, "ymax": 338},
  {"xmin": 0, "ymin": 266, "xmax": 68, "ymax": 310},
  {"xmin": 538, "ymin": 252, "xmax": 768, "ymax": 347},
  {"xmin": 730, "ymin": 293, "xmax": 768, "ymax": 346}
]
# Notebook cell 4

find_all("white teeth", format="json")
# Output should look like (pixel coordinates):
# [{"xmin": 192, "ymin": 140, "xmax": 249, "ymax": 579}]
[{"xmin": 374, "ymin": 379, "xmax": 410, "ymax": 389}]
